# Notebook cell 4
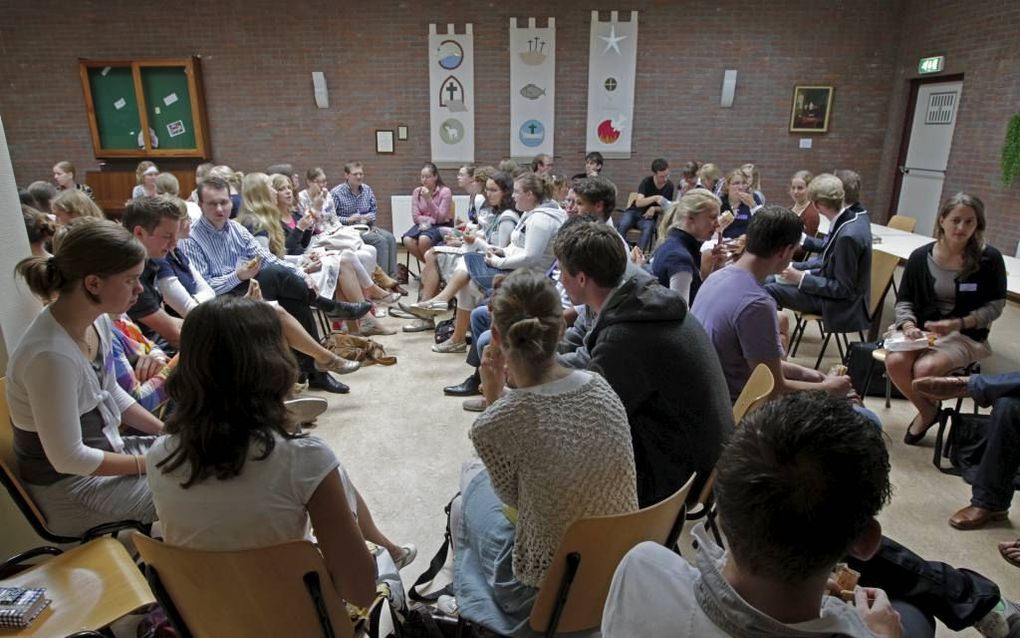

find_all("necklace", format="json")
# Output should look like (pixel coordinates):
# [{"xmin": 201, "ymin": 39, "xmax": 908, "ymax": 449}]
[{"xmin": 73, "ymin": 325, "xmax": 100, "ymax": 361}]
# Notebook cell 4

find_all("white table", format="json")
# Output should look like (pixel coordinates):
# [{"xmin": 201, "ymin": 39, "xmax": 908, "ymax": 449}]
[{"xmin": 815, "ymin": 216, "xmax": 1020, "ymax": 298}]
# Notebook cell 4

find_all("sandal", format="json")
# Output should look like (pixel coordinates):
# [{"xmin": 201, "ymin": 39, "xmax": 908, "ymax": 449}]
[
  {"xmin": 1000, "ymin": 539, "xmax": 1020, "ymax": 568},
  {"xmin": 903, "ymin": 408, "xmax": 941, "ymax": 446}
]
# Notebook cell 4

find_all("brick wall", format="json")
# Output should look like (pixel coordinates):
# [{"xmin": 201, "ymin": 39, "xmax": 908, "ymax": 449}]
[
  {"xmin": 875, "ymin": 0, "xmax": 1020, "ymax": 253},
  {"xmin": 1, "ymin": 0, "xmax": 1015, "ymax": 251}
]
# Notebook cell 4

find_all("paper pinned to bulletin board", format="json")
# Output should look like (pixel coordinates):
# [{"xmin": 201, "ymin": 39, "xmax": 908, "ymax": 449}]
[
  {"xmin": 429, "ymin": 23, "xmax": 475, "ymax": 165},
  {"xmin": 585, "ymin": 10, "xmax": 639, "ymax": 159},
  {"xmin": 509, "ymin": 17, "xmax": 555, "ymax": 159}
]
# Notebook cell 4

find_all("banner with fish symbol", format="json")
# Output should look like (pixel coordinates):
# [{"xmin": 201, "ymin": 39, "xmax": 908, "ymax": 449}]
[
  {"xmin": 430, "ymin": 23, "xmax": 475, "ymax": 165},
  {"xmin": 509, "ymin": 17, "xmax": 555, "ymax": 160},
  {"xmin": 585, "ymin": 11, "xmax": 638, "ymax": 158}
]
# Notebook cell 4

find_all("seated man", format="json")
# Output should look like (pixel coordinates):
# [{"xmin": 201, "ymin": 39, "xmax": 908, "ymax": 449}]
[
  {"xmin": 554, "ymin": 218, "xmax": 733, "ymax": 507},
  {"xmin": 914, "ymin": 373, "xmax": 1020, "ymax": 531},
  {"xmin": 603, "ymin": 393, "xmax": 1016, "ymax": 637},
  {"xmin": 616, "ymin": 157, "xmax": 674, "ymax": 252},
  {"xmin": 764, "ymin": 173, "xmax": 871, "ymax": 335},
  {"xmin": 692, "ymin": 205, "xmax": 857, "ymax": 402},
  {"xmin": 330, "ymin": 161, "xmax": 399, "ymax": 278},
  {"xmin": 180, "ymin": 177, "xmax": 367, "ymax": 394}
]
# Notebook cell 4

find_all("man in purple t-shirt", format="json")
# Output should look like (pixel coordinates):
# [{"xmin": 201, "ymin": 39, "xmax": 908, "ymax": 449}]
[{"xmin": 692, "ymin": 205, "xmax": 854, "ymax": 402}]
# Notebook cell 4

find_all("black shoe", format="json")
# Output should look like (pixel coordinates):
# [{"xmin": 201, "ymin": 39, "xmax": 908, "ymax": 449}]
[
  {"xmin": 325, "ymin": 300, "xmax": 373, "ymax": 320},
  {"xmin": 444, "ymin": 371, "xmax": 481, "ymax": 397},
  {"xmin": 307, "ymin": 370, "xmax": 349, "ymax": 394}
]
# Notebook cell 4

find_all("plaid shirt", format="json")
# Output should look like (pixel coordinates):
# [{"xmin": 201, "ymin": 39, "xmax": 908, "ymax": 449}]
[{"xmin": 329, "ymin": 181, "xmax": 377, "ymax": 225}]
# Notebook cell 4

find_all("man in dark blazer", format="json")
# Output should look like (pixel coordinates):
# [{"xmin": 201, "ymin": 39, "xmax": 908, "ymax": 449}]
[{"xmin": 764, "ymin": 173, "xmax": 872, "ymax": 333}]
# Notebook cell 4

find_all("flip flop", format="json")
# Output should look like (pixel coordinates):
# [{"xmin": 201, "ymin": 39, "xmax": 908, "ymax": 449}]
[{"xmin": 1000, "ymin": 539, "xmax": 1020, "ymax": 568}]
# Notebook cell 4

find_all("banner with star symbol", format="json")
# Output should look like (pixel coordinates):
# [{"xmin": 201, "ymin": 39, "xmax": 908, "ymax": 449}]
[{"xmin": 585, "ymin": 10, "xmax": 638, "ymax": 158}]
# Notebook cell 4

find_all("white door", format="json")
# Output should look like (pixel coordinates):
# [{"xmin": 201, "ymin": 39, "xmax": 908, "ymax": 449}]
[{"xmin": 895, "ymin": 80, "xmax": 963, "ymax": 237}]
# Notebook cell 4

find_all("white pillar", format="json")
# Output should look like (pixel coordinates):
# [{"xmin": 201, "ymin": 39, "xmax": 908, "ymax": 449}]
[{"xmin": 0, "ymin": 115, "xmax": 46, "ymax": 554}]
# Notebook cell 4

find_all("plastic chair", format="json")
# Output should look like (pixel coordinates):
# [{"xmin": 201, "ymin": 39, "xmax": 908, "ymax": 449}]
[
  {"xmin": 0, "ymin": 537, "xmax": 155, "ymax": 637},
  {"xmin": 134, "ymin": 534, "xmax": 367, "ymax": 638},
  {"xmin": 0, "ymin": 377, "xmax": 151, "ymax": 544},
  {"xmin": 686, "ymin": 364, "xmax": 775, "ymax": 546},
  {"xmin": 526, "ymin": 473, "xmax": 696, "ymax": 636},
  {"xmin": 789, "ymin": 251, "xmax": 901, "ymax": 369}
]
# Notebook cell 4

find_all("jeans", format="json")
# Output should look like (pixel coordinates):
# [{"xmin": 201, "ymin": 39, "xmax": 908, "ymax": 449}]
[
  {"xmin": 967, "ymin": 372, "xmax": 1020, "ymax": 511},
  {"xmin": 849, "ymin": 536, "xmax": 1001, "ymax": 632},
  {"xmin": 363, "ymin": 227, "xmax": 398, "ymax": 277},
  {"xmin": 230, "ymin": 264, "xmax": 316, "ymax": 373},
  {"xmin": 616, "ymin": 208, "xmax": 656, "ymax": 251},
  {"xmin": 466, "ymin": 306, "xmax": 493, "ymax": 369}
]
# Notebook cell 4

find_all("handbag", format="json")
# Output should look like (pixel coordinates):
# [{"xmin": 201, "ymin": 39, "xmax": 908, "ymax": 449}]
[
  {"xmin": 326, "ymin": 333, "xmax": 397, "ymax": 366},
  {"xmin": 847, "ymin": 341, "xmax": 904, "ymax": 399},
  {"xmin": 933, "ymin": 408, "xmax": 1020, "ymax": 489}
]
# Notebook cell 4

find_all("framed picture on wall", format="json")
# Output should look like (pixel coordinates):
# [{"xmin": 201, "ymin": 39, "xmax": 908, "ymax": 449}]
[
  {"xmin": 376, "ymin": 130, "xmax": 394, "ymax": 154},
  {"xmin": 789, "ymin": 86, "xmax": 834, "ymax": 133},
  {"xmin": 397, "ymin": 125, "xmax": 409, "ymax": 141}
]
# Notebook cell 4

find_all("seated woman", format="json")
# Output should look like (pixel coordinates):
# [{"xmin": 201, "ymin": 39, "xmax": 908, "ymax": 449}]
[
  {"xmin": 741, "ymin": 162, "xmax": 766, "ymax": 203},
  {"xmin": 651, "ymin": 188, "xmax": 724, "ymax": 306},
  {"xmin": 298, "ymin": 167, "xmax": 339, "ymax": 232},
  {"xmin": 156, "ymin": 214, "xmax": 360, "ymax": 377},
  {"xmin": 452, "ymin": 270, "xmax": 638, "ymax": 636},
  {"xmin": 697, "ymin": 162, "xmax": 723, "ymax": 195},
  {"xmin": 789, "ymin": 170, "xmax": 820, "ymax": 260},
  {"xmin": 110, "ymin": 313, "xmax": 175, "ymax": 416},
  {"xmin": 402, "ymin": 171, "xmax": 520, "ymax": 346},
  {"xmin": 23, "ymin": 205, "xmax": 57, "ymax": 258},
  {"xmin": 402, "ymin": 162, "xmax": 452, "ymax": 263},
  {"xmin": 51, "ymin": 188, "xmax": 104, "ymax": 225},
  {"xmin": 7, "ymin": 219, "xmax": 164, "ymax": 536},
  {"xmin": 52, "ymin": 160, "xmax": 94, "ymax": 200},
  {"xmin": 887, "ymin": 193, "xmax": 1007, "ymax": 445},
  {"xmin": 720, "ymin": 168, "xmax": 764, "ymax": 239},
  {"xmin": 131, "ymin": 161, "xmax": 159, "ymax": 199},
  {"xmin": 456, "ymin": 164, "xmax": 486, "ymax": 225},
  {"xmin": 146, "ymin": 296, "xmax": 415, "ymax": 612}
]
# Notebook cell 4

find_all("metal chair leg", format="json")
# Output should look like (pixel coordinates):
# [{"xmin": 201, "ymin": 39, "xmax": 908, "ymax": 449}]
[{"xmin": 813, "ymin": 324, "xmax": 832, "ymax": 370}]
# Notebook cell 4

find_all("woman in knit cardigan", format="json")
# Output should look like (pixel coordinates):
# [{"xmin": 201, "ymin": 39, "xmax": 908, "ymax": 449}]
[{"xmin": 451, "ymin": 269, "xmax": 638, "ymax": 636}]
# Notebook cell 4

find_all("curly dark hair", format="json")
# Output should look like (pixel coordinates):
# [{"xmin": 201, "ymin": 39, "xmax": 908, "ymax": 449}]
[
  {"xmin": 158, "ymin": 296, "xmax": 300, "ymax": 488},
  {"xmin": 715, "ymin": 392, "xmax": 891, "ymax": 583}
]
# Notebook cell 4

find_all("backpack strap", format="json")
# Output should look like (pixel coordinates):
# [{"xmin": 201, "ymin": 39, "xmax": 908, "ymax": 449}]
[{"xmin": 409, "ymin": 493, "xmax": 459, "ymax": 603}]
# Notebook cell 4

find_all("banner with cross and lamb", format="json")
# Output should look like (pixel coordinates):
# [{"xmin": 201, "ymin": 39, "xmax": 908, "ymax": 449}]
[
  {"xmin": 429, "ymin": 23, "xmax": 475, "ymax": 165},
  {"xmin": 509, "ymin": 17, "xmax": 555, "ymax": 160}
]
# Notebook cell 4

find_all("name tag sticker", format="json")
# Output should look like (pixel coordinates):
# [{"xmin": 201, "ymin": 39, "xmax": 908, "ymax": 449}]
[{"xmin": 959, "ymin": 283, "xmax": 978, "ymax": 292}]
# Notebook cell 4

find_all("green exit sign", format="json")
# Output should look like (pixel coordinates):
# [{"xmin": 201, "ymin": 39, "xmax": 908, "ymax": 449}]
[{"xmin": 918, "ymin": 56, "xmax": 945, "ymax": 74}]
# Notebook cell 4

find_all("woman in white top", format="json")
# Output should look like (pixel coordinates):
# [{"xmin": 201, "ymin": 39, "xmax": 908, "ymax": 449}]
[
  {"xmin": 146, "ymin": 296, "xmax": 414, "ymax": 611},
  {"xmin": 6, "ymin": 219, "xmax": 164, "ymax": 535}
]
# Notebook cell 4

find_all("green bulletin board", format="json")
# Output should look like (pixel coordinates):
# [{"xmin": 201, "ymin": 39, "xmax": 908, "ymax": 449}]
[
  {"xmin": 141, "ymin": 66, "xmax": 197, "ymax": 150},
  {"xmin": 87, "ymin": 66, "xmax": 142, "ymax": 150}
]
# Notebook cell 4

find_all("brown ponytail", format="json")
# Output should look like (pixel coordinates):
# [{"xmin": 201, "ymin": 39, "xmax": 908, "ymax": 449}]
[{"xmin": 490, "ymin": 269, "xmax": 563, "ymax": 368}]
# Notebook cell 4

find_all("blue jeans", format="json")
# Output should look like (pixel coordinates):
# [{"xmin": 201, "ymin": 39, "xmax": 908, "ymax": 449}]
[
  {"xmin": 616, "ymin": 208, "xmax": 656, "ymax": 251},
  {"xmin": 466, "ymin": 306, "xmax": 492, "ymax": 369},
  {"xmin": 967, "ymin": 372, "xmax": 1020, "ymax": 511}
]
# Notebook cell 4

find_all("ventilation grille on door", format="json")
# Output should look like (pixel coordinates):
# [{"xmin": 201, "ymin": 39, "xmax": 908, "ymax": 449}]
[{"xmin": 925, "ymin": 91, "xmax": 957, "ymax": 125}]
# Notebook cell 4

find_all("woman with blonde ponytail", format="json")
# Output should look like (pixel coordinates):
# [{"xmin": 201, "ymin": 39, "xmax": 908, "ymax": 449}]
[
  {"xmin": 6, "ymin": 218, "xmax": 163, "ymax": 535},
  {"xmin": 451, "ymin": 269, "xmax": 638, "ymax": 635}
]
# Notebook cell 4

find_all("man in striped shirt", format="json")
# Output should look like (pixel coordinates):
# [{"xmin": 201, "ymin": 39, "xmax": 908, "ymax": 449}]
[{"xmin": 181, "ymin": 177, "xmax": 370, "ymax": 394}]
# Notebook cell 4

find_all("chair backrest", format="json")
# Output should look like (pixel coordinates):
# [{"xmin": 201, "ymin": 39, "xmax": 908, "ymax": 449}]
[
  {"xmin": 692, "ymin": 364, "xmax": 775, "ymax": 509},
  {"xmin": 886, "ymin": 214, "xmax": 917, "ymax": 233},
  {"xmin": 528, "ymin": 473, "xmax": 696, "ymax": 633},
  {"xmin": 625, "ymin": 191, "xmax": 639, "ymax": 209},
  {"xmin": 133, "ymin": 534, "xmax": 356, "ymax": 638},
  {"xmin": 0, "ymin": 377, "xmax": 57, "ymax": 538},
  {"xmin": 868, "ymin": 251, "xmax": 901, "ymax": 318}
]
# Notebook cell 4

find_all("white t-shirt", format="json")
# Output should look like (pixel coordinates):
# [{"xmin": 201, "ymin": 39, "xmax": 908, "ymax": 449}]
[{"xmin": 147, "ymin": 433, "xmax": 358, "ymax": 550}]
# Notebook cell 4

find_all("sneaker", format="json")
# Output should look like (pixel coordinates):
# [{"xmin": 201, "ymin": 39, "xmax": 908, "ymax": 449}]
[
  {"xmin": 357, "ymin": 315, "xmax": 397, "ymax": 336},
  {"xmin": 402, "ymin": 318, "xmax": 435, "ymax": 333},
  {"xmin": 433, "ymin": 340, "xmax": 467, "ymax": 354},
  {"xmin": 394, "ymin": 544, "xmax": 418, "ymax": 570},
  {"xmin": 314, "ymin": 354, "xmax": 361, "ymax": 375},
  {"xmin": 409, "ymin": 299, "xmax": 451, "ymax": 317},
  {"xmin": 462, "ymin": 397, "xmax": 487, "ymax": 412}
]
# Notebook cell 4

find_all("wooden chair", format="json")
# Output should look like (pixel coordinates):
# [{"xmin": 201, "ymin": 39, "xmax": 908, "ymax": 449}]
[
  {"xmin": 134, "ymin": 534, "xmax": 366, "ymax": 638},
  {"xmin": 0, "ymin": 377, "xmax": 151, "ymax": 544},
  {"xmin": 0, "ymin": 537, "xmax": 155, "ymax": 637},
  {"xmin": 886, "ymin": 215, "xmax": 916, "ymax": 297},
  {"xmin": 525, "ymin": 473, "xmax": 696, "ymax": 636},
  {"xmin": 686, "ymin": 364, "xmax": 776, "ymax": 546},
  {"xmin": 789, "ymin": 251, "xmax": 901, "ymax": 369}
]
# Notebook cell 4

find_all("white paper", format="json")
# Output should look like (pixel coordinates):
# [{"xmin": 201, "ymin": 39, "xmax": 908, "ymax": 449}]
[
  {"xmin": 166, "ymin": 120, "xmax": 185, "ymax": 138},
  {"xmin": 799, "ymin": 138, "xmax": 813, "ymax": 149},
  {"xmin": 163, "ymin": 93, "xmax": 179, "ymax": 106},
  {"xmin": 154, "ymin": 107, "xmax": 161, "ymax": 115},
  {"xmin": 113, "ymin": 98, "xmax": 127, "ymax": 110},
  {"xmin": 100, "ymin": 66, "xmax": 112, "ymax": 76}
]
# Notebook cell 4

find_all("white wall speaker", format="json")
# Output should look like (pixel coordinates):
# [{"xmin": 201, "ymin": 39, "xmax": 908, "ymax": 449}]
[
  {"xmin": 312, "ymin": 72, "xmax": 329, "ymax": 109},
  {"xmin": 720, "ymin": 70, "xmax": 737, "ymax": 108}
]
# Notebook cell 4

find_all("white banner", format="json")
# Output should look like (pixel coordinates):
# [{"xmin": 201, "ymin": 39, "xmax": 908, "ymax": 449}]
[
  {"xmin": 585, "ymin": 10, "xmax": 638, "ymax": 159},
  {"xmin": 429, "ymin": 23, "xmax": 475, "ymax": 165},
  {"xmin": 509, "ymin": 17, "xmax": 555, "ymax": 160}
]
